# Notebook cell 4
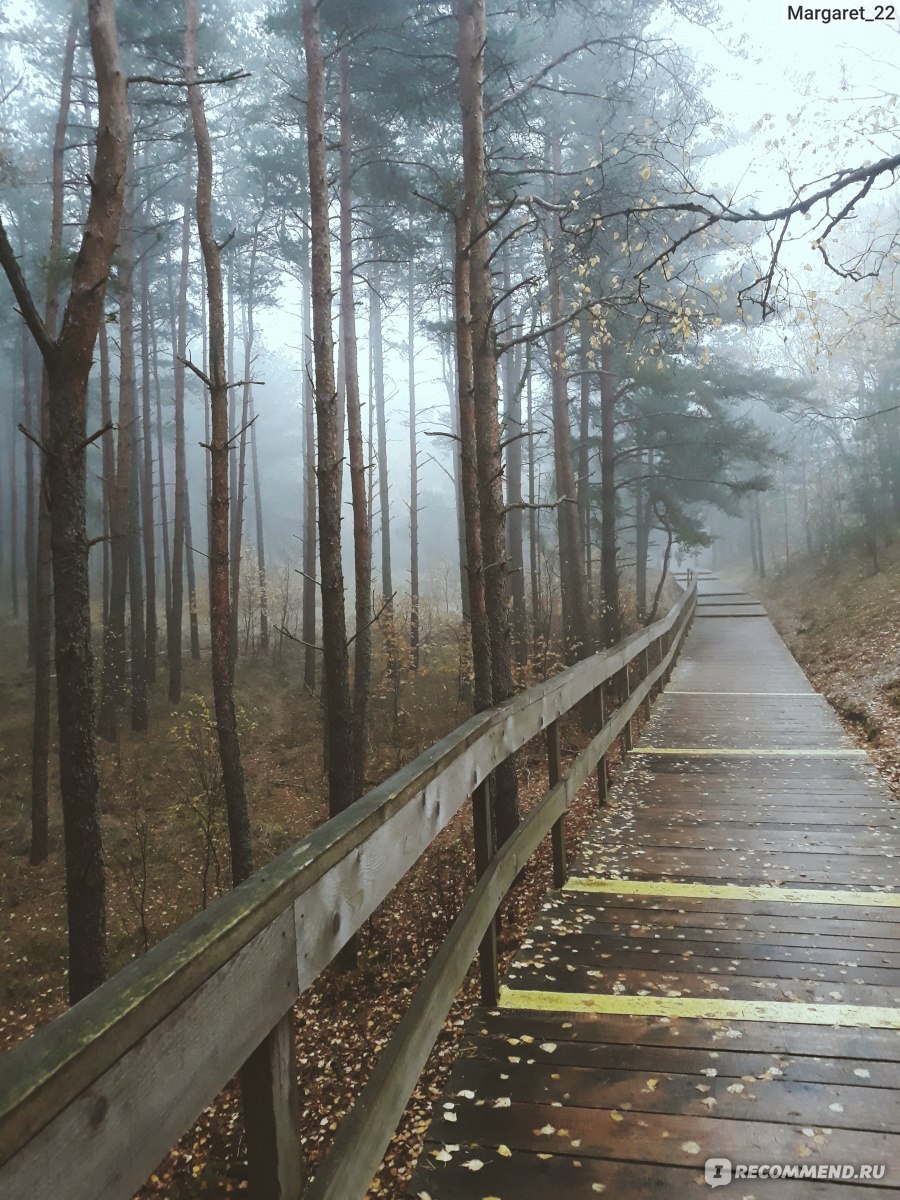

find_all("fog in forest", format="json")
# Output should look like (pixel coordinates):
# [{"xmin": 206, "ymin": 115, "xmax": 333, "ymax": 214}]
[{"xmin": 3, "ymin": 0, "xmax": 900, "ymax": 1194}]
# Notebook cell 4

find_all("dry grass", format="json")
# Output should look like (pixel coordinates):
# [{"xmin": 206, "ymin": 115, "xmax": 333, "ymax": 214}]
[{"xmin": 745, "ymin": 543, "xmax": 900, "ymax": 797}]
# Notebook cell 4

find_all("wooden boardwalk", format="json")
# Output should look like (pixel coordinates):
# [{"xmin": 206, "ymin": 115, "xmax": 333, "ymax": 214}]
[{"xmin": 408, "ymin": 575, "xmax": 900, "ymax": 1198}]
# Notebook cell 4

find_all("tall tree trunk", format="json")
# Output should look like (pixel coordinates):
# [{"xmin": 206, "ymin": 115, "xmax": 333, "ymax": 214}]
[
  {"xmin": 438, "ymin": 243, "xmax": 469, "ymax": 623},
  {"xmin": 249, "ymin": 391, "xmax": 268, "ymax": 653},
  {"xmin": 749, "ymin": 509, "xmax": 759, "ymax": 574},
  {"xmin": 119, "ymin": 162, "xmax": 147, "ymax": 732},
  {"xmin": 231, "ymin": 230, "xmax": 260, "ymax": 664},
  {"xmin": 202, "ymin": 282, "xmax": 212, "ymax": 546},
  {"xmin": 22, "ymin": 330, "xmax": 37, "ymax": 665},
  {"xmin": 500, "ymin": 247, "xmax": 527, "ymax": 667},
  {"xmin": 227, "ymin": 257, "xmax": 237, "ymax": 588},
  {"xmin": 371, "ymin": 264, "xmax": 393, "ymax": 609},
  {"xmin": 184, "ymin": 478, "xmax": 202, "ymax": 658},
  {"xmin": 598, "ymin": 344, "xmax": 621, "ymax": 647},
  {"xmin": 407, "ymin": 247, "xmax": 420, "ymax": 669},
  {"xmin": 303, "ymin": 0, "xmax": 354, "ymax": 819},
  {"xmin": 9, "ymin": 361, "xmax": 19, "ymax": 620},
  {"xmin": 169, "ymin": 155, "xmax": 191, "ymax": 705},
  {"xmin": 98, "ymin": 142, "xmax": 136, "ymax": 743},
  {"xmin": 98, "ymin": 320, "xmax": 112, "ymax": 628},
  {"xmin": 0, "ymin": 379, "xmax": 5, "ymax": 611},
  {"xmin": 527, "ymin": 370, "xmax": 541, "ymax": 642},
  {"xmin": 635, "ymin": 448, "xmax": 650, "ymax": 620},
  {"xmin": 457, "ymin": 0, "xmax": 519, "ymax": 843},
  {"xmin": 339, "ymin": 53, "xmax": 371, "ymax": 803},
  {"xmin": 128, "ymin": 346, "xmax": 148, "ymax": 733},
  {"xmin": 367, "ymin": 303, "xmax": 375, "ymax": 572},
  {"xmin": 454, "ymin": 214, "xmax": 491, "ymax": 715},
  {"xmin": 139, "ymin": 223, "xmax": 157, "ymax": 685},
  {"xmin": 754, "ymin": 495, "xmax": 767, "ymax": 578},
  {"xmin": 23, "ymin": 279, "xmax": 51, "ymax": 868},
  {"xmin": 301, "ymin": 225, "xmax": 317, "ymax": 692},
  {"xmin": 0, "ymin": 0, "xmax": 129, "ymax": 1001},
  {"xmin": 150, "ymin": 302, "xmax": 172, "ymax": 624},
  {"xmin": 185, "ymin": 0, "xmax": 252, "ymax": 885},
  {"xmin": 30, "ymin": 442, "xmax": 52, "ymax": 868},
  {"xmin": 578, "ymin": 313, "xmax": 592, "ymax": 602},
  {"xmin": 546, "ymin": 133, "xmax": 589, "ymax": 662}
]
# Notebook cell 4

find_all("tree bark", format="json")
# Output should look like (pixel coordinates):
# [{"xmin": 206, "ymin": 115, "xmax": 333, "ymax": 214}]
[
  {"xmin": 128, "ymin": 334, "xmax": 148, "ymax": 734},
  {"xmin": 599, "ymin": 344, "xmax": 621, "ymax": 646},
  {"xmin": 98, "ymin": 142, "xmax": 137, "ymax": 743},
  {"xmin": 139, "ymin": 216, "xmax": 157, "ymax": 685},
  {"xmin": 635, "ymin": 448, "xmax": 650, "ymax": 620},
  {"xmin": 303, "ymin": 0, "xmax": 354, "ymax": 820},
  {"xmin": 454, "ymin": 213, "xmax": 491, "ymax": 715},
  {"xmin": 438, "ymin": 236, "xmax": 469, "ymax": 624},
  {"xmin": 185, "ymin": 0, "xmax": 252, "ymax": 886},
  {"xmin": 249, "ymin": 391, "xmax": 268, "ymax": 653},
  {"xmin": 0, "ymin": 0, "xmax": 129, "ymax": 1001},
  {"xmin": 527, "ymin": 370, "xmax": 541, "ymax": 643},
  {"xmin": 578, "ymin": 313, "xmax": 592, "ymax": 601},
  {"xmin": 300, "ymin": 224, "xmax": 317, "ymax": 691},
  {"xmin": 231, "ymin": 226, "xmax": 260, "ymax": 662},
  {"xmin": 168, "ymin": 153, "xmax": 191, "ymax": 705},
  {"xmin": 120, "ymin": 162, "xmax": 147, "ymax": 732},
  {"xmin": 754, "ymin": 495, "xmax": 767, "ymax": 578},
  {"xmin": 407, "ymin": 240, "xmax": 420, "ymax": 669},
  {"xmin": 456, "ymin": 0, "xmax": 519, "ymax": 844},
  {"xmin": 546, "ymin": 133, "xmax": 590, "ymax": 662},
  {"xmin": 96, "ymin": 317, "xmax": 113, "ymax": 629},
  {"xmin": 339, "ymin": 52, "xmax": 372, "ymax": 801},
  {"xmin": 150, "ymin": 302, "xmax": 172, "ymax": 624},
  {"xmin": 23, "ymin": 333, "xmax": 37, "ymax": 662},
  {"xmin": 184, "ymin": 476, "xmax": 202, "ymax": 658},
  {"xmin": 500, "ymin": 246, "xmax": 527, "ymax": 667},
  {"xmin": 371, "ymin": 263, "xmax": 393, "ymax": 609},
  {"xmin": 9, "ymin": 360, "xmax": 19, "ymax": 620}
]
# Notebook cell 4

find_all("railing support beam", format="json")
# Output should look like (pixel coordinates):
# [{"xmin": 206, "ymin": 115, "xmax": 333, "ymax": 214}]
[
  {"xmin": 241, "ymin": 1009, "xmax": 303, "ymax": 1200},
  {"xmin": 619, "ymin": 666, "xmax": 634, "ymax": 752},
  {"xmin": 641, "ymin": 647, "xmax": 652, "ymax": 719},
  {"xmin": 547, "ymin": 720, "xmax": 566, "ymax": 888},
  {"xmin": 472, "ymin": 780, "xmax": 499, "ymax": 1006},
  {"xmin": 594, "ymin": 684, "xmax": 608, "ymax": 806}
]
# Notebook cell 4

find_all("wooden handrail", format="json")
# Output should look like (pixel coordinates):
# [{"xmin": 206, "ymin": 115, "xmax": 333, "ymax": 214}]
[
  {"xmin": 305, "ymin": 610, "xmax": 690, "ymax": 1199},
  {"xmin": 0, "ymin": 583, "xmax": 696, "ymax": 1200}
]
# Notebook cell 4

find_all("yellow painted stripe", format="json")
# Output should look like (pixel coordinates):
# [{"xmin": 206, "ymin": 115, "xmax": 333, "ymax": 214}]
[
  {"xmin": 498, "ymin": 988, "xmax": 900, "ymax": 1028},
  {"xmin": 561, "ymin": 878, "xmax": 900, "ymax": 906},
  {"xmin": 636, "ymin": 746, "xmax": 866, "ymax": 757},
  {"xmin": 666, "ymin": 691, "xmax": 823, "ymax": 697}
]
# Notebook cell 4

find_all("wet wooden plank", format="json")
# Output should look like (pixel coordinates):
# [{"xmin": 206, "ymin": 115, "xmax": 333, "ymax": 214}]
[
  {"xmin": 408, "ymin": 574, "xmax": 900, "ymax": 1198},
  {"xmin": 411, "ymin": 1148, "xmax": 883, "ymax": 1198},
  {"xmin": 426, "ymin": 1098, "xmax": 900, "ymax": 1166},
  {"xmin": 448, "ymin": 1057, "xmax": 900, "ymax": 1133}
]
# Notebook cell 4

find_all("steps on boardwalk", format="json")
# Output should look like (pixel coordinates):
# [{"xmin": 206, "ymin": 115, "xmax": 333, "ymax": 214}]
[{"xmin": 408, "ymin": 574, "xmax": 900, "ymax": 1198}]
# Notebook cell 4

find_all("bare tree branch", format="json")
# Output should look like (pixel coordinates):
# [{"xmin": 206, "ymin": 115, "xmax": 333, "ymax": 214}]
[{"xmin": 0, "ymin": 222, "xmax": 55, "ymax": 361}]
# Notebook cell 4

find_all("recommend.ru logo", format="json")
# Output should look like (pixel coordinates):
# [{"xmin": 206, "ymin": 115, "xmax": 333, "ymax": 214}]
[{"xmin": 705, "ymin": 1158, "xmax": 732, "ymax": 1188}]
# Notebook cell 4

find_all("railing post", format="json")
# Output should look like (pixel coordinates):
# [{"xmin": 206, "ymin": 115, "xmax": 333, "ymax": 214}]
[
  {"xmin": 662, "ymin": 629, "xmax": 673, "ymax": 685},
  {"xmin": 472, "ymin": 779, "xmax": 499, "ymax": 1006},
  {"xmin": 595, "ymin": 683, "xmax": 608, "ymax": 805},
  {"xmin": 620, "ymin": 665, "xmax": 634, "ymax": 752},
  {"xmin": 651, "ymin": 636, "xmax": 663, "ymax": 701},
  {"xmin": 640, "ymin": 646, "xmax": 651, "ymax": 719},
  {"xmin": 546, "ymin": 719, "xmax": 566, "ymax": 888},
  {"xmin": 241, "ymin": 1009, "xmax": 303, "ymax": 1200}
]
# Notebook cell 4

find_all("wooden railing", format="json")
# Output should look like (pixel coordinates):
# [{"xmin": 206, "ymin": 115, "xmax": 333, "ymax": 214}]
[{"xmin": 0, "ymin": 580, "xmax": 696, "ymax": 1200}]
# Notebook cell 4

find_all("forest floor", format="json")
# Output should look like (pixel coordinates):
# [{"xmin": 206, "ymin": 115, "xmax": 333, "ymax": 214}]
[
  {"xmin": 740, "ymin": 541, "xmax": 900, "ymax": 799},
  {"xmin": 0, "ymin": 598, "xmax": 654, "ymax": 1199}
]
